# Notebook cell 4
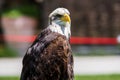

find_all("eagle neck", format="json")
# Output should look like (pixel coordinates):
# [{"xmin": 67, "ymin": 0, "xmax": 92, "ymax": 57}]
[{"xmin": 48, "ymin": 22, "xmax": 71, "ymax": 39}]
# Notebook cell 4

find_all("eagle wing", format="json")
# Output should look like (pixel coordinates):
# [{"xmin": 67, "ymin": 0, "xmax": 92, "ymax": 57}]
[{"xmin": 20, "ymin": 28, "xmax": 74, "ymax": 80}]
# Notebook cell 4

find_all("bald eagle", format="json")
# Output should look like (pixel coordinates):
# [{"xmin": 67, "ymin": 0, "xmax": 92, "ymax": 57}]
[{"xmin": 20, "ymin": 8, "xmax": 74, "ymax": 80}]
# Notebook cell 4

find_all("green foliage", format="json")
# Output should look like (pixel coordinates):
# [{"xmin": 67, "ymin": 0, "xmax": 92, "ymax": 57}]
[
  {"xmin": 2, "ymin": 5, "xmax": 40, "ymax": 18},
  {"xmin": 2, "ymin": 10, "xmax": 22, "ymax": 18},
  {"xmin": 0, "ymin": 46, "xmax": 17, "ymax": 57}
]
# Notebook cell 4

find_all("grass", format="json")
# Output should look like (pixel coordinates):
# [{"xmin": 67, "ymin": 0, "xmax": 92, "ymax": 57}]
[
  {"xmin": 0, "ymin": 74, "xmax": 120, "ymax": 80},
  {"xmin": 75, "ymin": 74, "xmax": 120, "ymax": 80},
  {"xmin": 0, "ymin": 76, "xmax": 19, "ymax": 80}
]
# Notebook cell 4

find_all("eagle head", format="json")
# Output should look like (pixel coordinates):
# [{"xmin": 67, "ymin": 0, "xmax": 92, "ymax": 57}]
[{"xmin": 48, "ymin": 8, "xmax": 71, "ymax": 39}]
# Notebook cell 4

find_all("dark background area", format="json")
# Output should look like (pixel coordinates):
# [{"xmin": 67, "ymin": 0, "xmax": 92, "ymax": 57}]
[
  {"xmin": 0, "ymin": 0, "xmax": 120, "ymax": 37},
  {"xmin": 0, "ymin": 0, "xmax": 120, "ymax": 56}
]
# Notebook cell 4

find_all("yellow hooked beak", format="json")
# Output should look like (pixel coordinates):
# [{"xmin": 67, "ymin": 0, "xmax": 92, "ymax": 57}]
[{"xmin": 61, "ymin": 14, "xmax": 71, "ymax": 23}]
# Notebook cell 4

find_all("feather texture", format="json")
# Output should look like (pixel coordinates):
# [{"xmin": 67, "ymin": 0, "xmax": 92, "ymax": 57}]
[
  {"xmin": 20, "ymin": 28, "xmax": 74, "ymax": 80},
  {"xmin": 20, "ymin": 7, "xmax": 73, "ymax": 80}
]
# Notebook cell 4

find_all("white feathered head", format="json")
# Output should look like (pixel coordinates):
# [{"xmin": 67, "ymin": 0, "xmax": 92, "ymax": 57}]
[{"xmin": 48, "ymin": 8, "xmax": 71, "ymax": 39}]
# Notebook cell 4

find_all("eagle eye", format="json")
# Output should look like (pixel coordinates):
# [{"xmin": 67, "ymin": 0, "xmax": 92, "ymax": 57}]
[{"xmin": 55, "ymin": 14, "xmax": 62, "ymax": 17}]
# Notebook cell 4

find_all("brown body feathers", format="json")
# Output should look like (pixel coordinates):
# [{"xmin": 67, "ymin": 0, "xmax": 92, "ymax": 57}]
[{"xmin": 20, "ymin": 28, "xmax": 74, "ymax": 80}]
